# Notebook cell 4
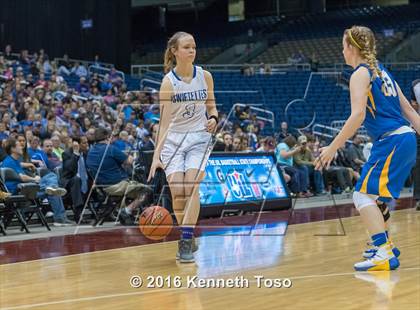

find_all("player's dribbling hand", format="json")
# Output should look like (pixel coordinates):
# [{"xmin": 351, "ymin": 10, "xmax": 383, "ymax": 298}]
[
  {"xmin": 147, "ymin": 158, "xmax": 164, "ymax": 182},
  {"xmin": 314, "ymin": 146, "xmax": 336, "ymax": 171},
  {"xmin": 207, "ymin": 118, "xmax": 217, "ymax": 133}
]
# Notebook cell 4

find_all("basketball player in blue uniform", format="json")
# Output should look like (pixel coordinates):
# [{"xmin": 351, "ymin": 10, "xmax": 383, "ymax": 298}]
[
  {"xmin": 315, "ymin": 26, "xmax": 420, "ymax": 271},
  {"xmin": 148, "ymin": 32, "xmax": 218, "ymax": 263}
]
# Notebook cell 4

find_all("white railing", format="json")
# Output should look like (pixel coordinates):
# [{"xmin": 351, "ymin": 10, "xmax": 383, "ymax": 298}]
[
  {"xmin": 88, "ymin": 65, "xmax": 125, "ymax": 82},
  {"xmin": 131, "ymin": 61, "xmax": 420, "ymax": 77},
  {"xmin": 313, "ymin": 123, "xmax": 368, "ymax": 143},
  {"xmin": 54, "ymin": 57, "xmax": 114, "ymax": 69},
  {"xmin": 131, "ymin": 63, "xmax": 311, "ymax": 76},
  {"xmin": 140, "ymin": 78, "xmax": 161, "ymax": 90},
  {"xmin": 331, "ymin": 120, "xmax": 367, "ymax": 136}
]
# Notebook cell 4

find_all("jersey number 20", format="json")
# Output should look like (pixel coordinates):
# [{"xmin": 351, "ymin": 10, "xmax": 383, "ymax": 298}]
[{"xmin": 381, "ymin": 70, "xmax": 397, "ymax": 97}]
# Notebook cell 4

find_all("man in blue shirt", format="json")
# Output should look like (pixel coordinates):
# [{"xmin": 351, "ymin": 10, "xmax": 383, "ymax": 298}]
[
  {"xmin": 2, "ymin": 138, "xmax": 73, "ymax": 226},
  {"xmin": 275, "ymin": 135, "xmax": 311, "ymax": 197},
  {"xmin": 86, "ymin": 127, "xmax": 133, "ymax": 185}
]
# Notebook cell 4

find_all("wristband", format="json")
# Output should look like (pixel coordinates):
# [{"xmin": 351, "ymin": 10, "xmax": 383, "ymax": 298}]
[{"xmin": 208, "ymin": 115, "xmax": 219, "ymax": 124}]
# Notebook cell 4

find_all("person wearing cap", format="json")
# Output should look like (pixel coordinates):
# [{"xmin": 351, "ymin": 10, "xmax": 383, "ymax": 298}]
[
  {"xmin": 294, "ymin": 135, "xmax": 326, "ymax": 195},
  {"xmin": 275, "ymin": 135, "xmax": 312, "ymax": 197},
  {"xmin": 411, "ymin": 79, "xmax": 420, "ymax": 210}
]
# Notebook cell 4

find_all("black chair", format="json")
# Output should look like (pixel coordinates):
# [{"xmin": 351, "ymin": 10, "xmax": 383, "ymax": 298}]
[
  {"xmin": 55, "ymin": 166, "xmax": 100, "ymax": 223},
  {"xmin": 0, "ymin": 204, "xmax": 7, "ymax": 235},
  {"xmin": 0, "ymin": 168, "xmax": 50, "ymax": 233},
  {"xmin": 85, "ymin": 169, "xmax": 121, "ymax": 226}
]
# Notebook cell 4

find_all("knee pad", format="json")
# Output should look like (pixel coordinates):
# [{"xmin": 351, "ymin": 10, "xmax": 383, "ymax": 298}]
[
  {"xmin": 377, "ymin": 201, "xmax": 391, "ymax": 222},
  {"xmin": 353, "ymin": 191, "xmax": 378, "ymax": 211}
]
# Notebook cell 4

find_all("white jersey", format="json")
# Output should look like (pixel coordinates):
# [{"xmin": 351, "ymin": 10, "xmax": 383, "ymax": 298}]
[{"xmin": 165, "ymin": 65, "xmax": 208, "ymax": 133}]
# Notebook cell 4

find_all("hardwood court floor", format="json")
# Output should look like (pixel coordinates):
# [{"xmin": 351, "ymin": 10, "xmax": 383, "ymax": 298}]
[{"xmin": 0, "ymin": 209, "xmax": 419, "ymax": 310}]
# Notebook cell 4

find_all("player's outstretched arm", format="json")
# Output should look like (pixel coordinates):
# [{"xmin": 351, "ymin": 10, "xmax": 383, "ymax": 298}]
[
  {"xmin": 396, "ymin": 82, "xmax": 420, "ymax": 134},
  {"xmin": 315, "ymin": 67, "xmax": 369, "ymax": 170}
]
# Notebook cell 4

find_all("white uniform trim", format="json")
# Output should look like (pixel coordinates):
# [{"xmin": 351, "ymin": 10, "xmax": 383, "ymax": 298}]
[{"xmin": 353, "ymin": 191, "xmax": 379, "ymax": 211}]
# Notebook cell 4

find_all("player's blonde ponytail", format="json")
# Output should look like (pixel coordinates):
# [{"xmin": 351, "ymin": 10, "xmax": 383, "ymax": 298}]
[
  {"xmin": 163, "ymin": 31, "xmax": 192, "ymax": 73},
  {"xmin": 344, "ymin": 26, "xmax": 382, "ymax": 80}
]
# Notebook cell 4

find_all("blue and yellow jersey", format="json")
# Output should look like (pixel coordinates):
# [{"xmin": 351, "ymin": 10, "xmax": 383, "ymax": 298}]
[{"xmin": 354, "ymin": 63, "xmax": 408, "ymax": 141}]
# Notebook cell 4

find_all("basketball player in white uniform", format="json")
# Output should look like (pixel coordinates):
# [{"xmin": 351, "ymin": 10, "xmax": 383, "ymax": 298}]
[{"xmin": 148, "ymin": 32, "xmax": 218, "ymax": 263}]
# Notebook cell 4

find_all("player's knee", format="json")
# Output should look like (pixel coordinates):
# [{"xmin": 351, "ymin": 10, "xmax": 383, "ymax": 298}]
[
  {"xmin": 170, "ymin": 186, "xmax": 185, "ymax": 201},
  {"xmin": 353, "ymin": 191, "xmax": 377, "ymax": 211}
]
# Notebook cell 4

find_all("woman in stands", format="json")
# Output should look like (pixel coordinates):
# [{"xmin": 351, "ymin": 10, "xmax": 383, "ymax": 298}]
[
  {"xmin": 315, "ymin": 25, "xmax": 420, "ymax": 271},
  {"xmin": 148, "ymin": 32, "xmax": 218, "ymax": 263}
]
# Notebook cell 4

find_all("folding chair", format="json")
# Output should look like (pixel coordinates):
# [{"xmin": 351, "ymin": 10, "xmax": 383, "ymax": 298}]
[
  {"xmin": 86, "ymin": 170, "xmax": 122, "ymax": 226},
  {"xmin": 0, "ymin": 168, "xmax": 50, "ymax": 233}
]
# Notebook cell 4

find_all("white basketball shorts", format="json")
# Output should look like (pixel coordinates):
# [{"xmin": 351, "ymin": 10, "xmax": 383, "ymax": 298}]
[{"xmin": 160, "ymin": 130, "xmax": 212, "ymax": 176}]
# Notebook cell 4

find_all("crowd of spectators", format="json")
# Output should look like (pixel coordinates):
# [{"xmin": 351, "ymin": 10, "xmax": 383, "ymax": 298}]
[{"xmin": 0, "ymin": 45, "xmax": 161, "ymax": 225}]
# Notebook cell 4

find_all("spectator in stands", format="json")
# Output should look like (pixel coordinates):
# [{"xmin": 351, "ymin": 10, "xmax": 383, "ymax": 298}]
[
  {"xmin": 75, "ymin": 77, "xmax": 90, "ymax": 97},
  {"xmin": 109, "ymin": 67, "xmax": 122, "ymax": 86},
  {"xmin": 61, "ymin": 136, "xmax": 89, "ymax": 222},
  {"xmin": 336, "ymin": 146, "xmax": 360, "ymax": 182},
  {"xmin": 263, "ymin": 64, "xmax": 272, "ymax": 75},
  {"xmin": 232, "ymin": 136, "xmax": 243, "ymax": 152},
  {"xmin": 2, "ymin": 138, "xmax": 72, "ymax": 226},
  {"xmin": 58, "ymin": 54, "xmax": 71, "ymax": 76},
  {"xmin": 0, "ymin": 55, "xmax": 6, "ymax": 73},
  {"xmin": 278, "ymin": 121, "xmax": 296, "ymax": 141},
  {"xmin": 135, "ymin": 120, "xmax": 149, "ymax": 140},
  {"xmin": 100, "ymin": 74, "xmax": 113, "ymax": 92},
  {"xmin": 72, "ymin": 62, "xmax": 88, "ymax": 78},
  {"xmin": 138, "ymin": 132, "xmax": 154, "ymax": 152},
  {"xmin": 346, "ymin": 135, "xmax": 366, "ymax": 173},
  {"xmin": 86, "ymin": 127, "xmax": 133, "ymax": 185},
  {"xmin": 17, "ymin": 134, "xmax": 36, "ymax": 175},
  {"xmin": 275, "ymin": 135, "xmax": 312, "ymax": 197},
  {"xmin": 93, "ymin": 54, "xmax": 101, "ymax": 67},
  {"xmin": 241, "ymin": 136, "xmax": 252, "ymax": 152},
  {"xmin": 43, "ymin": 139, "xmax": 62, "ymax": 170},
  {"xmin": 256, "ymin": 137, "xmax": 271, "ymax": 152},
  {"xmin": 325, "ymin": 153, "xmax": 354, "ymax": 194},
  {"xmin": 3, "ymin": 45, "xmax": 15, "ymax": 61},
  {"xmin": 0, "ymin": 139, "xmax": 7, "ymax": 162},
  {"xmin": 0, "ymin": 122, "xmax": 8, "ymax": 141},
  {"xmin": 43, "ymin": 56, "xmax": 53, "ymax": 74},
  {"xmin": 28, "ymin": 136, "xmax": 47, "ymax": 167},
  {"xmin": 293, "ymin": 135, "xmax": 326, "ymax": 195},
  {"xmin": 223, "ymin": 132, "xmax": 233, "ymax": 152},
  {"xmin": 19, "ymin": 49, "xmax": 30, "ymax": 65},
  {"xmin": 143, "ymin": 104, "xmax": 160, "ymax": 123},
  {"xmin": 113, "ymin": 131, "xmax": 132, "ymax": 152}
]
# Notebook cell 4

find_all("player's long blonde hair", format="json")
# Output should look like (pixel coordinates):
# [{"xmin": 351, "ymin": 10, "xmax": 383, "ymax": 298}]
[
  {"xmin": 344, "ymin": 26, "xmax": 382, "ymax": 80},
  {"xmin": 163, "ymin": 31, "xmax": 192, "ymax": 73}
]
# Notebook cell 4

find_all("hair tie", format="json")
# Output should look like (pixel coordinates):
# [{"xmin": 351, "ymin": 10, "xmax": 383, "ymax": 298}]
[{"xmin": 348, "ymin": 31, "xmax": 362, "ymax": 50}]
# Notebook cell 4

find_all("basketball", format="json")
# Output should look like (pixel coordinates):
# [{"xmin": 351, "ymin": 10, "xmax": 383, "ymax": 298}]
[{"xmin": 139, "ymin": 206, "xmax": 173, "ymax": 240}]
